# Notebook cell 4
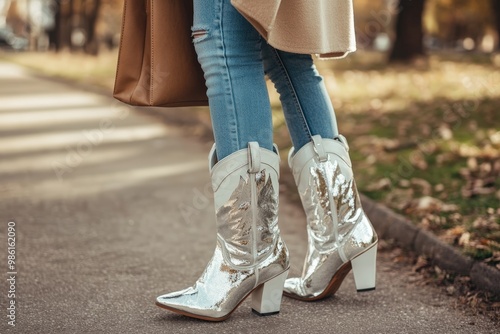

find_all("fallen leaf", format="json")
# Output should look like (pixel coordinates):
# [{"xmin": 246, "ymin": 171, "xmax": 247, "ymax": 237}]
[
  {"xmin": 411, "ymin": 178, "xmax": 432, "ymax": 195},
  {"xmin": 467, "ymin": 157, "xmax": 478, "ymax": 171},
  {"xmin": 439, "ymin": 125, "xmax": 453, "ymax": 140},
  {"xmin": 434, "ymin": 183, "xmax": 445, "ymax": 192},
  {"xmin": 412, "ymin": 256, "xmax": 429, "ymax": 272},
  {"xmin": 446, "ymin": 286, "xmax": 456, "ymax": 295},
  {"xmin": 459, "ymin": 232, "xmax": 471, "ymax": 247},
  {"xmin": 490, "ymin": 131, "xmax": 500, "ymax": 145},
  {"xmin": 409, "ymin": 196, "xmax": 459, "ymax": 213},
  {"xmin": 366, "ymin": 178, "xmax": 392, "ymax": 191},
  {"xmin": 399, "ymin": 179, "xmax": 411, "ymax": 188},
  {"xmin": 409, "ymin": 151, "xmax": 428, "ymax": 170}
]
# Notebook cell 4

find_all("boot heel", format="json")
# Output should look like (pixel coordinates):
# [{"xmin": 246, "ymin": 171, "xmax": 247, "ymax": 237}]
[
  {"xmin": 351, "ymin": 244, "xmax": 377, "ymax": 292},
  {"xmin": 251, "ymin": 270, "xmax": 289, "ymax": 316}
]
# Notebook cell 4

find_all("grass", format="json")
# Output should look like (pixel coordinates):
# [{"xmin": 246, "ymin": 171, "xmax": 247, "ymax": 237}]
[
  {"xmin": 3, "ymin": 49, "xmax": 499, "ymax": 266},
  {"xmin": 314, "ymin": 52, "xmax": 500, "ymax": 265}
]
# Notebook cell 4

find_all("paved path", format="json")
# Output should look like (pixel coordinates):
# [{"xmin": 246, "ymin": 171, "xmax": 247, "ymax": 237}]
[{"xmin": 0, "ymin": 62, "xmax": 497, "ymax": 333}]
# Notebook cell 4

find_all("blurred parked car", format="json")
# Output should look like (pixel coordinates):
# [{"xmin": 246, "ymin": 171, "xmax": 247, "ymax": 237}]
[{"xmin": 0, "ymin": 27, "xmax": 28, "ymax": 51}]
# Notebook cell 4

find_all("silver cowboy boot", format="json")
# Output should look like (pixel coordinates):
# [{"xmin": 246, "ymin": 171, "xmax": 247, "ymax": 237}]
[
  {"xmin": 283, "ymin": 135, "xmax": 378, "ymax": 301},
  {"xmin": 156, "ymin": 142, "xmax": 289, "ymax": 321}
]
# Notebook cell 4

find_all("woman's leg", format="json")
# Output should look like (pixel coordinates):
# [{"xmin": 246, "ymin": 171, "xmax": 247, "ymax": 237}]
[
  {"xmin": 155, "ymin": 0, "xmax": 289, "ymax": 321},
  {"xmin": 261, "ymin": 43, "xmax": 339, "ymax": 151},
  {"xmin": 192, "ymin": 0, "xmax": 273, "ymax": 160},
  {"xmin": 261, "ymin": 44, "xmax": 377, "ymax": 301}
]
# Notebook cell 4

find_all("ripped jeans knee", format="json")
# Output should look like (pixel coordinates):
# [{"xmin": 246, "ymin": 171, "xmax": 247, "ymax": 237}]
[{"xmin": 191, "ymin": 27, "xmax": 209, "ymax": 43}]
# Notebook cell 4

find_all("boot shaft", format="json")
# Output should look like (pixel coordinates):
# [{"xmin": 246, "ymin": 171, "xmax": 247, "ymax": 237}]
[
  {"xmin": 209, "ymin": 143, "xmax": 283, "ymax": 267},
  {"xmin": 288, "ymin": 135, "xmax": 376, "ymax": 253}
]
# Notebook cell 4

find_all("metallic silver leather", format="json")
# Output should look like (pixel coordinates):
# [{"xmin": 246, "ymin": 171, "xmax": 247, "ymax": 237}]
[
  {"xmin": 284, "ymin": 135, "xmax": 377, "ymax": 299},
  {"xmin": 216, "ymin": 169, "xmax": 278, "ymax": 267},
  {"xmin": 156, "ymin": 143, "xmax": 289, "ymax": 320}
]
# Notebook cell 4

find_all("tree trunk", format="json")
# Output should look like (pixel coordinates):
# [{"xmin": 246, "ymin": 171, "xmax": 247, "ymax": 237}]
[
  {"xmin": 493, "ymin": 0, "xmax": 500, "ymax": 50},
  {"xmin": 83, "ymin": 0, "xmax": 101, "ymax": 55},
  {"xmin": 50, "ymin": 0, "xmax": 74, "ymax": 51},
  {"xmin": 48, "ymin": 2, "xmax": 61, "ymax": 50},
  {"xmin": 389, "ymin": 0, "xmax": 426, "ymax": 62}
]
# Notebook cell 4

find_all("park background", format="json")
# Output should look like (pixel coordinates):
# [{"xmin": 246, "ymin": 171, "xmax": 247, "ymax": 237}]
[{"xmin": 1, "ymin": 0, "xmax": 499, "ymax": 321}]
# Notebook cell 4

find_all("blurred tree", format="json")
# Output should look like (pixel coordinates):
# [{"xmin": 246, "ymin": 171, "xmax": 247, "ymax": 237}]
[
  {"xmin": 49, "ymin": 0, "xmax": 74, "ymax": 51},
  {"xmin": 48, "ymin": 0, "xmax": 103, "ymax": 54},
  {"xmin": 493, "ymin": 0, "xmax": 500, "ymax": 50},
  {"xmin": 425, "ymin": 0, "xmax": 495, "ymax": 50},
  {"xmin": 389, "ymin": 0, "xmax": 427, "ymax": 62},
  {"xmin": 82, "ymin": 0, "xmax": 101, "ymax": 55}
]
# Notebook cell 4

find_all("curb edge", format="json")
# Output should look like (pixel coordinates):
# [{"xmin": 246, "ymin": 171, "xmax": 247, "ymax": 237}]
[{"xmin": 361, "ymin": 194, "xmax": 500, "ymax": 297}]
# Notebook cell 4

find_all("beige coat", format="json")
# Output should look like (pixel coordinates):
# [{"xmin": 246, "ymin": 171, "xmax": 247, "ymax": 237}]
[{"xmin": 231, "ymin": 0, "xmax": 356, "ymax": 58}]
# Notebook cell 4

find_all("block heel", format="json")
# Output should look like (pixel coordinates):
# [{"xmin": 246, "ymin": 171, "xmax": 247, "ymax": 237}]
[
  {"xmin": 351, "ymin": 243, "xmax": 377, "ymax": 292},
  {"xmin": 251, "ymin": 270, "xmax": 289, "ymax": 316}
]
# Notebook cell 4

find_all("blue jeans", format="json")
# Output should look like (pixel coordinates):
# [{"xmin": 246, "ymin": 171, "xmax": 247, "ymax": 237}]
[{"xmin": 193, "ymin": 0, "xmax": 339, "ymax": 160}]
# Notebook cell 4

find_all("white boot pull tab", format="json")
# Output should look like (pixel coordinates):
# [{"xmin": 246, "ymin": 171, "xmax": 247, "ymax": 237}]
[
  {"xmin": 311, "ymin": 135, "xmax": 328, "ymax": 162},
  {"xmin": 247, "ymin": 142, "xmax": 261, "ymax": 173},
  {"xmin": 208, "ymin": 144, "xmax": 217, "ymax": 172},
  {"xmin": 336, "ymin": 134, "xmax": 350, "ymax": 151}
]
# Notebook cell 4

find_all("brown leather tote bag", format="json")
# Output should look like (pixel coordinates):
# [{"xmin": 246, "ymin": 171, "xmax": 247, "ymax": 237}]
[{"xmin": 113, "ymin": 0, "xmax": 208, "ymax": 107}]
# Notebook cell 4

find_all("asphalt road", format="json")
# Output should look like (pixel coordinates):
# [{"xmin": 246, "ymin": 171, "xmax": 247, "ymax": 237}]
[{"xmin": 0, "ymin": 61, "xmax": 497, "ymax": 333}]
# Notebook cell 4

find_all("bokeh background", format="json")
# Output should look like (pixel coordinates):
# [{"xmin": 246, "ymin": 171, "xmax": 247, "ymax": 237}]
[{"xmin": 1, "ymin": 0, "xmax": 499, "ymax": 287}]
